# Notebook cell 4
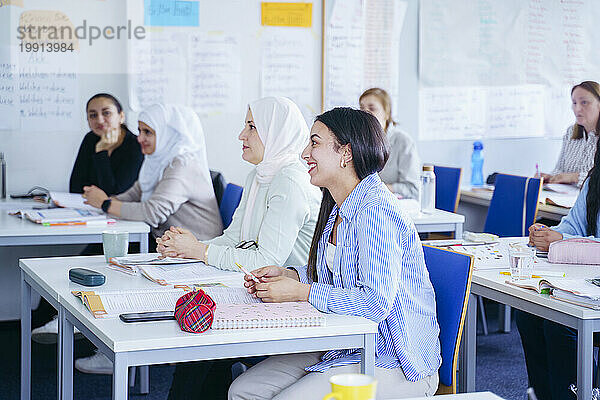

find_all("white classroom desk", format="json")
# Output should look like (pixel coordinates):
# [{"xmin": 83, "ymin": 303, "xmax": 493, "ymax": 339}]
[
  {"xmin": 0, "ymin": 201, "xmax": 150, "ymax": 320},
  {"xmin": 20, "ymin": 256, "xmax": 378, "ymax": 400},
  {"xmin": 410, "ymin": 209, "xmax": 464, "ymax": 238},
  {"xmin": 458, "ymin": 238, "xmax": 600, "ymax": 400}
]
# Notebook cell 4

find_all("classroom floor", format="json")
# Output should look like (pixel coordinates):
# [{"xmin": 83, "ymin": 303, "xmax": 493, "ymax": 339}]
[{"xmin": 0, "ymin": 301, "xmax": 529, "ymax": 400}]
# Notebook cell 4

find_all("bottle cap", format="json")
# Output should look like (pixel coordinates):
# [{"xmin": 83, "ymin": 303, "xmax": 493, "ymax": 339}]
[
  {"xmin": 473, "ymin": 141, "xmax": 483, "ymax": 150},
  {"xmin": 422, "ymin": 165, "xmax": 434, "ymax": 172}
]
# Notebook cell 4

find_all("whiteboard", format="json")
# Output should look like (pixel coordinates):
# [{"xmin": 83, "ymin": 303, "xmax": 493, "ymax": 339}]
[
  {"xmin": 419, "ymin": 0, "xmax": 600, "ymax": 140},
  {"xmin": 322, "ymin": 0, "xmax": 407, "ymax": 114}
]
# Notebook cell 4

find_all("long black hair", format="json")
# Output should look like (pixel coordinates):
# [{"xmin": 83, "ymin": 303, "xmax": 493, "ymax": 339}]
[
  {"xmin": 306, "ymin": 107, "xmax": 389, "ymax": 282},
  {"xmin": 586, "ymin": 137, "xmax": 600, "ymax": 236}
]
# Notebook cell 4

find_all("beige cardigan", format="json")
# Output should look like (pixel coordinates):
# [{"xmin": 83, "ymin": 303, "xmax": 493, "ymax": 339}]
[{"xmin": 116, "ymin": 156, "xmax": 223, "ymax": 240}]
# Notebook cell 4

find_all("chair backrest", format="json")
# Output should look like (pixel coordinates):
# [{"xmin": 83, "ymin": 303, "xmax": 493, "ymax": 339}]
[
  {"xmin": 434, "ymin": 166, "xmax": 462, "ymax": 213},
  {"xmin": 483, "ymin": 174, "xmax": 542, "ymax": 237},
  {"xmin": 220, "ymin": 183, "xmax": 243, "ymax": 229},
  {"xmin": 210, "ymin": 170, "xmax": 227, "ymax": 207},
  {"xmin": 422, "ymin": 245, "xmax": 474, "ymax": 394}
]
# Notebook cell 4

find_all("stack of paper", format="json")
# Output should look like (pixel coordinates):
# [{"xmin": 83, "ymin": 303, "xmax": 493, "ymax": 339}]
[
  {"xmin": 21, "ymin": 208, "xmax": 112, "ymax": 225},
  {"xmin": 49, "ymin": 192, "xmax": 96, "ymax": 210},
  {"xmin": 139, "ymin": 263, "xmax": 241, "ymax": 285},
  {"xmin": 108, "ymin": 254, "xmax": 198, "ymax": 275}
]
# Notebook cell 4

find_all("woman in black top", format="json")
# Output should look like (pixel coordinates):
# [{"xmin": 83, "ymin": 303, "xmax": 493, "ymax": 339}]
[{"xmin": 70, "ymin": 93, "xmax": 143, "ymax": 195}]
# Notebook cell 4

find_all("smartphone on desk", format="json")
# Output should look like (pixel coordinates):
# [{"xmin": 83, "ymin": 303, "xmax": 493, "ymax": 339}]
[{"xmin": 119, "ymin": 311, "xmax": 175, "ymax": 323}]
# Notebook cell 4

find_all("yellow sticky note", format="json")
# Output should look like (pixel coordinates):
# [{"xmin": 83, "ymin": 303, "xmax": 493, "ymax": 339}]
[{"xmin": 261, "ymin": 2, "xmax": 312, "ymax": 28}]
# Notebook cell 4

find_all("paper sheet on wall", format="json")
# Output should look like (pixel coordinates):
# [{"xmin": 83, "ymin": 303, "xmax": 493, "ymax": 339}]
[
  {"xmin": 324, "ymin": 0, "xmax": 364, "ymax": 110},
  {"xmin": 187, "ymin": 33, "xmax": 241, "ymax": 117},
  {"xmin": 260, "ymin": 28, "xmax": 315, "ymax": 121},
  {"xmin": 419, "ymin": 85, "xmax": 544, "ymax": 141},
  {"xmin": 419, "ymin": 0, "xmax": 600, "ymax": 139},
  {"xmin": 324, "ymin": 0, "xmax": 406, "ymax": 111},
  {"xmin": 129, "ymin": 31, "xmax": 188, "ymax": 111}
]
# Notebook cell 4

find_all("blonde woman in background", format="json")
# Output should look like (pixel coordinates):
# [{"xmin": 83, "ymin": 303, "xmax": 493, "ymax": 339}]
[{"xmin": 359, "ymin": 88, "xmax": 421, "ymax": 200}]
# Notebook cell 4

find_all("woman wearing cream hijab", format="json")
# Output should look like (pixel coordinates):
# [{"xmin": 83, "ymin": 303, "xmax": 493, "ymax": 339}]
[
  {"xmin": 163, "ymin": 97, "xmax": 322, "ymax": 400},
  {"xmin": 157, "ymin": 96, "xmax": 321, "ymax": 272}
]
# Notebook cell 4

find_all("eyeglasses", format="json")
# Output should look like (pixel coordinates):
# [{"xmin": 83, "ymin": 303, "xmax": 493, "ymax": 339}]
[{"xmin": 235, "ymin": 240, "xmax": 258, "ymax": 250}]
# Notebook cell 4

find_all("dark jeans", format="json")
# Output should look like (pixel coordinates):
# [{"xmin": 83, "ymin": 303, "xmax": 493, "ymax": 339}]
[
  {"xmin": 168, "ymin": 357, "xmax": 266, "ymax": 400},
  {"xmin": 515, "ymin": 310, "xmax": 577, "ymax": 400}
]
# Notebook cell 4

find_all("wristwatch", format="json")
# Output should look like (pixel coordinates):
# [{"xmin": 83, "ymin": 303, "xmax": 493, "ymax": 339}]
[{"xmin": 101, "ymin": 199, "xmax": 112, "ymax": 213}]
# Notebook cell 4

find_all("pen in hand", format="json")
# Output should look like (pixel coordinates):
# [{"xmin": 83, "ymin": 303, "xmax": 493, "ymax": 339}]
[{"xmin": 235, "ymin": 262, "xmax": 260, "ymax": 284}]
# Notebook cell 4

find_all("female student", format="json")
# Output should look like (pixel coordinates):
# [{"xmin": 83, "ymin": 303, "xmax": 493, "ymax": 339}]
[
  {"xmin": 70, "ymin": 93, "xmax": 143, "ymax": 195},
  {"xmin": 229, "ymin": 108, "xmax": 441, "ymax": 400},
  {"xmin": 31, "ymin": 93, "xmax": 144, "ymax": 346},
  {"xmin": 539, "ymin": 81, "xmax": 600, "ymax": 187},
  {"xmin": 163, "ymin": 96, "xmax": 321, "ymax": 399},
  {"xmin": 82, "ymin": 103, "xmax": 223, "ymax": 242},
  {"xmin": 359, "ymin": 88, "xmax": 421, "ymax": 200},
  {"xmin": 517, "ymin": 137, "xmax": 600, "ymax": 400},
  {"xmin": 157, "ymin": 96, "xmax": 321, "ymax": 271},
  {"xmin": 73, "ymin": 103, "xmax": 224, "ymax": 374}
]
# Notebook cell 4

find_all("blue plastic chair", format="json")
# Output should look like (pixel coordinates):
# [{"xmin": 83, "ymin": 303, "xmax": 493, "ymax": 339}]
[
  {"xmin": 423, "ymin": 245, "xmax": 474, "ymax": 394},
  {"xmin": 484, "ymin": 174, "xmax": 542, "ymax": 237},
  {"xmin": 220, "ymin": 183, "xmax": 243, "ymax": 229},
  {"xmin": 481, "ymin": 174, "xmax": 542, "ymax": 335},
  {"xmin": 434, "ymin": 166, "xmax": 462, "ymax": 213}
]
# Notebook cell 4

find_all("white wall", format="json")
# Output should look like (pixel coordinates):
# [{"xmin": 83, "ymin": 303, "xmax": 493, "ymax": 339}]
[
  {"xmin": 1, "ymin": 0, "xmax": 566, "ymax": 196},
  {"xmin": 397, "ymin": 0, "xmax": 563, "ymax": 181}
]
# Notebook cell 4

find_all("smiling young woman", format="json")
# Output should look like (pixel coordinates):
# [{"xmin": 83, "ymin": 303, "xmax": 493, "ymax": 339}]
[{"xmin": 228, "ymin": 108, "xmax": 441, "ymax": 400}]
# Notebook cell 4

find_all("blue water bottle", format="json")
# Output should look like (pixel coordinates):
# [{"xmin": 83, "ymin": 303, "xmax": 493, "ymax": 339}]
[{"xmin": 471, "ymin": 141, "xmax": 484, "ymax": 187}]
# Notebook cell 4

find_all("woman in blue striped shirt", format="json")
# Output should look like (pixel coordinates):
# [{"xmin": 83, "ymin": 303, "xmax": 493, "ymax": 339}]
[{"xmin": 229, "ymin": 108, "xmax": 441, "ymax": 399}]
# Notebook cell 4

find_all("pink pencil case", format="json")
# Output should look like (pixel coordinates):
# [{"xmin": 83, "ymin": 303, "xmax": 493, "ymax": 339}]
[{"xmin": 548, "ymin": 238, "xmax": 600, "ymax": 265}]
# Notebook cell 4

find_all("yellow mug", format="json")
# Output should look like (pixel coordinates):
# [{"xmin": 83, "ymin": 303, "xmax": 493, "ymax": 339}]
[{"xmin": 322, "ymin": 373, "xmax": 377, "ymax": 400}]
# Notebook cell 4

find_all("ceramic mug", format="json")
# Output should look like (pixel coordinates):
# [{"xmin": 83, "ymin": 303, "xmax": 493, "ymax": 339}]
[{"xmin": 322, "ymin": 373, "xmax": 377, "ymax": 400}]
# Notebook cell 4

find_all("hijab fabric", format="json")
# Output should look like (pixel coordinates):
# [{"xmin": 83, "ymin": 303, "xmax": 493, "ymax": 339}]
[
  {"xmin": 137, "ymin": 104, "xmax": 211, "ymax": 201},
  {"xmin": 240, "ymin": 97, "xmax": 309, "ymax": 240}
]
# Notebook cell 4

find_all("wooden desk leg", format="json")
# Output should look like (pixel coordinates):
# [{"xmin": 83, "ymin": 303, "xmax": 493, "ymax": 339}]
[
  {"xmin": 577, "ymin": 320, "xmax": 593, "ymax": 400},
  {"xmin": 20, "ymin": 271, "xmax": 31, "ymax": 400}
]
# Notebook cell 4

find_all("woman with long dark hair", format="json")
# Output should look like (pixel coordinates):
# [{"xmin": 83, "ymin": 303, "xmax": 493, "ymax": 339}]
[
  {"xmin": 518, "ymin": 137, "xmax": 600, "ymax": 399},
  {"xmin": 229, "ymin": 108, "xmax": 441, "ymax": 399}
]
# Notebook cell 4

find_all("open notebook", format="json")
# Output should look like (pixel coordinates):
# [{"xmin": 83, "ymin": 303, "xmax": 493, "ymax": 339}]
[
  {"xmin": 72, "ymin": 286, "xmax": 326, "ymax": 328},
  {"xmin": 507, "ymin": 277, "xmax": 600, "ymax": 310}
]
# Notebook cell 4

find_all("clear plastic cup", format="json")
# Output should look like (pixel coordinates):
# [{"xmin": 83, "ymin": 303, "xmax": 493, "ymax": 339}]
[{"xmin": 509, "ymin": 245, "xmax": 535, "ymax": 281}]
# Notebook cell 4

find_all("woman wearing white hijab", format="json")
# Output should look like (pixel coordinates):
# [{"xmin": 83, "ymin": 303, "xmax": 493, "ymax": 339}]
[
  {"xmin": 83, "ymin": 103, "xmax": 223, "ymax": 243},
  {"xmin": 157, "ymin": 96, "xmax": 321, "ymax": 272},
  {"xmin": 163, "ymin": 97, "xmax": 321, "ymax": 399},
  {"xmin": 77, "ymin": 104, "xmax": 223, "ymax": 374}
]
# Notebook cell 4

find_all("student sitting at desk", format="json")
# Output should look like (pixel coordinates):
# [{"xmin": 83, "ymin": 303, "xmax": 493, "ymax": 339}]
[
  {"xmin": 229, "ymin": 108, "xmax": 441, "ymax": 399},
  {"xmin": 70, "ymin": 93, "xmax": 143, "ymax": 195},
  {"xmin": 517, "ymin": 137, "xmax": 600, "ymax": 400},
  {"xmin": 72, "ymin": 104, "xmax": 225, "ymax": 374},
  {"xmin": 539, "ymin": 81, "xmax": 600, "ymax": 188},
  {"xmin": 359, "ymin": 88, "xmax": 421, "ymax": 200},
  {"xmin": 161, "ymin": 97, "xmax": 321, "ymax": 400},
  {"xmin": 82, "ymin": 103, "xmax": 223, "ymax": 242}
]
